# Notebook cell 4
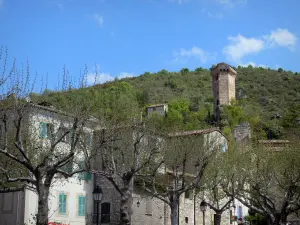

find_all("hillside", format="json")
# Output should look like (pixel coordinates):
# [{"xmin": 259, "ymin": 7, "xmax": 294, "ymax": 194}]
[{"xmin": 40, "ymin": 65, "xmax": 300, "ymax": 140}]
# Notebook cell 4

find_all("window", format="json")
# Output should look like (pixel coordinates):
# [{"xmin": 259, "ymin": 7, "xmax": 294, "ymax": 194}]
[
  {"xmin": 59, "ymin": 193, "xmax": 67, "ymax": 215},
  {"xmin": 185, "ymin": 190, "xmax": 193, "ymax": 200},
  {"xmin": 83, "ymin": 132, "xmax": 93, "ymax": 148},
  {"xmin": 185, "ymin": 217, "xmax": 189, "ymax": 224},
  {"xmin": 58, "ymin": 127, "xmax": 70, "ymax": 143},
  {"xmin": 40, "ymin": 122, "xmax": 47, "ymax": 138},
  {"xmin": 40, "ymin": 122, "xmax": 53, "ymax": 139},
  {"xmin": 238, "ymin": 206, "xmax": 243, "ymax": 220},
  {"xmin": 221, "ymin": 143, "xmax": 226, "ymax": 152},
  {"xmin": 185, "ymin": 191, "xmax": 190, "ymax": 199},
  {"xmin": 61, "ymin": 160, "xmax": 73, "ymax": 174},
  {"xmin": 145, "ymin": 198, "xmax": 152, "ymax": 215},
  {"xmin": 78, "ymin": 195, "xmax": 86, "ymax": 216},
  {"xmin": 101, "ymin": 202, "xmax": 110, "ymax": 223},
  {"xmin": 78, "ymin": 161, "xmax": 92, "ymax": 181}
]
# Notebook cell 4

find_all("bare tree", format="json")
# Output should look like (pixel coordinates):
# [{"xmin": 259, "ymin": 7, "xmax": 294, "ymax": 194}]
[
  {"xmin": 201, "ymin": 147, "xmax": 238, "ymax": 225},
  {"xmin": 139, "ymin": 130, "xmax": 221, "ymax": 225},
  {"xmin": 0, "ymin": 50, "xmax": 96, "ymax": 225},
  {"xmin": 91, "ymin": 124, "xmax": 161, "ymax": 225},
  {"xmin": 223, "ymin": 143, "xmax": 300, "ymax": 225}
]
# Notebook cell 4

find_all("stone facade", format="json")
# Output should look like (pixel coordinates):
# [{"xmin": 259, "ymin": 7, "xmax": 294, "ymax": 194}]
[
  {"xmin": 94, "ymin": 129, "xmax": 234, "ymax": 225},
  {"xmin": 232, "ymin": 122, "xmax": 251, "ymax": 146},
  {"xmin": 211, "ymin": 63, "xmax": 237, "ymax": 124},
  {"xmin": 94, "ymin": 175, "xmax": 121, "ymax": 225},
  {"xmin": 0, "ymin": 188, "xmax": 25, "ymax": 225},
  {"xmin": 146, "ymin": 104, "xmax": 168, "ymax": 118}
]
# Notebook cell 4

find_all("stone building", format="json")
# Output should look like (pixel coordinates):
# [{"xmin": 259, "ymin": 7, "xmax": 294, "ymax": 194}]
[
  {"xmin": 211, "ymin": 63, "xmax": 237, "ymax": 125},
  {"xmin": 94, "ymin": 128, "xmax": 236, "ymax": 225},
  {"xmin": 146, "ymin": 104, "xmax": 168, "ymax": 118}
]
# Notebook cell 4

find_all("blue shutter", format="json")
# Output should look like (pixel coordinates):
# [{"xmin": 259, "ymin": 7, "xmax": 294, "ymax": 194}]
[
  {"xmin": 85, "ymin": 172, "xmax": 92, "ymax": 181},
  {"xmin": 221, "ymin": 143, "xmax": 226, "ymax": 152},
  {"xmin": 78, "ymin": 161, "xmax": 85, "ymax": 180},
  {"xmin": 89, "ymin": 133, "xmax": 93, "ymax": 147},
  {"xmin": 59, "ymin": 193, "xmax": 67, "ymax": 214},
  {"xmin": 78, "ymin": 196, "xmax": 86, "ymax": 216},
  {"xmin": 40, "ymin": 122, "xmax": 47, "ymax": 138},
  {"xmin": 238, "ymin": 206, "xmax": 242, "ymax": 219}
]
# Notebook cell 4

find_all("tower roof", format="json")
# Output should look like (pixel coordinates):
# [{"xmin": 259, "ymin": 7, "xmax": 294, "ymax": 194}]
[{"xmin": 211, "ymin": 62, "xmax": 237, "ymax": 75}]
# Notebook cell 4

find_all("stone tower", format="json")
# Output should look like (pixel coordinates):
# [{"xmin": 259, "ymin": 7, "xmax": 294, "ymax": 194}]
[{"xmin": 211, "ymin": 62, "xmax": 237, "ymax": 125}]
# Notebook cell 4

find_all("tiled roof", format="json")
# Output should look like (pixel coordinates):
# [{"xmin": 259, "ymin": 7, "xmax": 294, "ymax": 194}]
[
  {"xmin": 258, "ymin": 140, "xmax": 290, "ymax": 144},
  {"xmin": 168, "ymin": 127, "xmax": 221, "ymax": 137},
  {"xmin": 146, "ymin": 104, "xmax": 167, "ymax": 108}
]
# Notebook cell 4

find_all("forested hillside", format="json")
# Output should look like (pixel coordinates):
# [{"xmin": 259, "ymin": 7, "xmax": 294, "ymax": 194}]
[{"xmin": 37, "ymin": 65, "xmax": 300, "ymax": 140}]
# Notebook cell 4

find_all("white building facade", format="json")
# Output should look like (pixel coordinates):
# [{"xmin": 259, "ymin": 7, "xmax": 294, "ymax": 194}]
[{"xmin": 0, "ymin": 102, "xmax": 96, "ymax": 225}]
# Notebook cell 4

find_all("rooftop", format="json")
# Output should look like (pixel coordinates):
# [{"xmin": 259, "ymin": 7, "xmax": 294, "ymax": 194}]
[{"xmin": 168, "ymin": 127, "xmax": 222, "ymax": 137}]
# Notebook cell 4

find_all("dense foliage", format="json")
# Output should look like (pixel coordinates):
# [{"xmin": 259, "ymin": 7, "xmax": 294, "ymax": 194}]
[{"xmin": 34, "ymin": 65, "xmax": 300, "ymax": 140}]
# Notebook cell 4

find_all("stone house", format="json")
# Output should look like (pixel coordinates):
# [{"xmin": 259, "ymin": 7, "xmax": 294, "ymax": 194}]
[
  {"xmin": 93, "ymin": 127, "xmax": 247, "ymax": 225},
  {"xmin": 146, "ymin": 104, "xmax": 168, "ymax": 118}
]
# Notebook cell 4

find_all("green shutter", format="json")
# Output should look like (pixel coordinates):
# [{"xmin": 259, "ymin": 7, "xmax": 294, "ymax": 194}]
[
  {"xmin": 89, "ymin": 133, "xmax": 93, "ymax": 147},
  {"xmin": 189, "ymin": 190, "xmax": 193, "ymax": 200},
  {"xmin": 85, "ymin": 172, "xmax": 92, "ymax": 181},
  {"xmin": 61, "ymin": 161, "xmax": 73, "ymax": 174},
  {"xmin": 78, "ymin": 196, "xmax": 86, "ymax": 216},
  {"xmin": 40, "ymin": 122, "xmax": 47, "ymax": 138},
  {"xmin": 78, "ymin": 161, "xmax": 85, "ymax": 180},
  {"xmin": 59, "ymin": 193, "xmax": 67, "ymax": 214}
]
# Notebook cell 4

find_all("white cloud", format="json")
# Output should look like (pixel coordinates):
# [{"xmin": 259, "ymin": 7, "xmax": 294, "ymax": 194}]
[
  {"xmin": 223, "ymin": 28, "xmax": 297, "ymax": 63},
  {"xmin": 87, "ymin": 73, "xmax": 113, "ymax": 84},
  {"xmin": 173, "ymin": 46, "xmax": 215, "ymax": 64},
  {"xmin": 201, "ymin": 8, "xmax": 223, "ymax": 19},
  {"xmin": 207, "ymin": 11, "xmax": 223, "ymax": 19},
  {"xmin": 215, "ymin": 0, "xmax": 247, "ymax": 8},
  {"xmin": 264, "ymin": 28, "xmax": 297, "ymax": 50},
  {"xmin": 169, "ymin": 0, "xmax": 189, "ymax": 4},
  {"xmin": 239, "ymin": 62, "xmax": 267, "ymax": 68},
  {"xmin": 87, "ymin": 72, "xmax": 136, "ymax": 85},
  {"xmin": 93, "ymin": 13, "xmax": 104, "ymax": 27},
  {"xmin": 118, "ymin": 72, "xmax": 136, "ymax": 79},
  {"xmin": 223, "ymin": 35, "xmax": 265, "ymax": 62}
]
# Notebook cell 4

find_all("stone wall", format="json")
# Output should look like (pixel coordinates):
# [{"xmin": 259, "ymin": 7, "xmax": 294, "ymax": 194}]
[
  {"xmin": 94, "ymin": 175, "xmax": 121, "ymax": 225},
  {"xmin": 232, "ymin": 122, "xmax": 251, "ymax": 143},
  {"xmin": 0, "ymin": 190, "xmax": 25, "ymax": 225}
]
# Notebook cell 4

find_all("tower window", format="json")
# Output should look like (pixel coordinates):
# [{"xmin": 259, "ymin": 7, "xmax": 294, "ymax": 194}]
[{"xmin": 185, "ymin": 217, "xmax": 189, "ymax": 223}]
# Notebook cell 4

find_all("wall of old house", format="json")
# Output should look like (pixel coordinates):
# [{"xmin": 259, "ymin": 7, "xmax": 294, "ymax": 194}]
[{"xmin": 0, "ymin": 190, "xmax": 25, "ymax": 225}]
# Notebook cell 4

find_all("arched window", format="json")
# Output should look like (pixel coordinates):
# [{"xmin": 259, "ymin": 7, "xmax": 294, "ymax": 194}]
[{"xmin": 101, "ymin": 202, "xmax": 111, "ymax": 223}]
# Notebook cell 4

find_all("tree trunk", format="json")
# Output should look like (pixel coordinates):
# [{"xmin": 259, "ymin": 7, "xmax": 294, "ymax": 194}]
[
  {"xmin": 273, "ymin": 213, "xmax": 288, "ymax": 225},
  {"xmin": 170, "ymin": 199, "xmax": 179, "ymax": 225},
  {"xmin": 214, "ymin": 213, "xmax": 222, "ymax": 225},
  {"xmin": 36, "ymin": 184, "xmax": 50, "ymax": 225},
  {"xmin": 120, "ymin": 185, "xmax": 132, "ymax": 225}
]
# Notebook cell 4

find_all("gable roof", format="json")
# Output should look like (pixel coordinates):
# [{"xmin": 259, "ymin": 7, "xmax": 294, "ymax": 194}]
[{"xmin": 168, "ymin": 127, "xmax": 223, "ymax": 137}]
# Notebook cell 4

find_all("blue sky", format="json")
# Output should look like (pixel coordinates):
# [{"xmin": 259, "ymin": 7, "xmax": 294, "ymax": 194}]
[{"xmin": 0, "ymin": 0, "xmax": 299, "ymax": 90}]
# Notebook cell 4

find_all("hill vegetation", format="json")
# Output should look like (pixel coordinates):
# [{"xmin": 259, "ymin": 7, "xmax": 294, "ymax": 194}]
[{"xmin": 33, "ymin": 65, "xmax": 300, "ymax": 140}]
